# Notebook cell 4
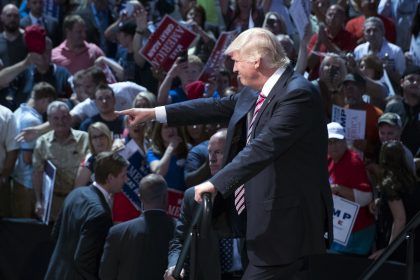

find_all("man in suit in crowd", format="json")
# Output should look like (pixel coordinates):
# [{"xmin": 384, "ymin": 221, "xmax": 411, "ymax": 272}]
[
  {"xmin": 20, "ymin": 0, "xmax": 60, "ymax": 46},
  {"xmin": 44, "ymin": 152, "xmax": 129, "ymax": 280},
  {"xmin": 99, "ymin": 174, "xmax": 175, "ymax": 280},
  {"xmin": 165, "ymin": 129, "xmax": 243, "ymax": 280},
  {"xmin": 118, "ymin": 27, "xmax": 333, "ymax": 279}
]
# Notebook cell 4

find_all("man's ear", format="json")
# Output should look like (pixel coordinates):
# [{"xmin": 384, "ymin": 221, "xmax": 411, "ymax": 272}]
[{"xmin": 254, "ymin": 58, "xmax": 261, "ymax": 70}]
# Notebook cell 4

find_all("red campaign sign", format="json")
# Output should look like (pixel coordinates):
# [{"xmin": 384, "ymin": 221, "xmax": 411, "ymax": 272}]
[
  {"xmin": 140, "ymin": 15, "xmax": 197, "ymax": 72},
  {"xmin": 167, "ymin": 188, "xmax": 184, "ymax": 219},
  {"xmin": 198, "ymin": 30, "xmax": 238, "ymax": 82}
]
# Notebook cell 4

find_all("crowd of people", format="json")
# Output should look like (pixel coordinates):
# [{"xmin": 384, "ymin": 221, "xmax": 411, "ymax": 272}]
[{"xmin": 0, "ymin": 0, "xmax": 420, "ymax": 279}]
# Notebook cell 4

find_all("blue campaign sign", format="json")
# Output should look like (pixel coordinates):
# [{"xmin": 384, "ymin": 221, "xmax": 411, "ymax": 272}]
[{"xmin": 119, "ymin": 140, "xmax": 151, "ymax": 210}]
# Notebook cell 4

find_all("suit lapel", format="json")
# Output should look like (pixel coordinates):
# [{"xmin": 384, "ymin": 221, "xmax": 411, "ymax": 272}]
[
  {"xmin": 252, "ymin": 65, "xmax": 294, "ymax": 134},
  {"xmin": 90, "ymin": 185, "xmax": 111, "ymax": 214}
]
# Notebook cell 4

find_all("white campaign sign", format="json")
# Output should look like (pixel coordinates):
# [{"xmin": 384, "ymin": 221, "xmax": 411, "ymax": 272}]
[
  {"xmin": 331, "ymin": 105, "xmax": 366, "ymax": 140},
  {"xmin": 332, "ymin": 195, "xmax": 360, "ymax": 246}
]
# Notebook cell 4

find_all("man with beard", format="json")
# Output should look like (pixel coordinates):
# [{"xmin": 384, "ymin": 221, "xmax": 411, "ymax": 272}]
[
  {"xmin": 0, "ymin": 4, "xmax": 27, "ymax": 109},
  {"xmin": 0, "ymin": 4, "xmax": 27, "ymax": 67}
]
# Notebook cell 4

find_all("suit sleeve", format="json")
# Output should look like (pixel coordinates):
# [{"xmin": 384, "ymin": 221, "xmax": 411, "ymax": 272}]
[
  {"xmin": 211, "ymin": 87, "xmax": 318, "ymax": 197},
  {"xmin": 74, "ymin": 213, "xmax": 112, "ymax": 280},
  {"xmin": 99, "ymin": 226, "xmax": 120, "ymax": 280},
  {"xmin": 166, "ymin": 94, "xmax": 237, "ymax": 126},
  {"xmin": 167, "ymin": 190, "xmax": 194, "ymax": 268}
]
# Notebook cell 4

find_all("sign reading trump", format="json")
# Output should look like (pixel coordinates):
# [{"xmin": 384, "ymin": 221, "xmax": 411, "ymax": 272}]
[
  {"xmin": 140, "ymin": 15, "xmax": 196, "ymax": 72},
  {"xmin": 332, "ymin": 195, "xmax": 360, "ymax": 246}
]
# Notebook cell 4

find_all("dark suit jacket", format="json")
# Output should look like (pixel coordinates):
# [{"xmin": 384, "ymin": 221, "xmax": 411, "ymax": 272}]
[
  {"xmin": 99, "ymin": 210, "xmax": 175, "ymax": 280},
  {"xmin": 45, "ymin": 185, "xmax": 112, "ymax": 280},
  {"xmin": 20, "ymin": 15, "xmax": 60, "ymax": 46},
  {"xmin": 168, "ymin": 187, "xmax": 222, "ymax": 280},
  {"xmin": 166, "ymin": 65, "xmax": 334, "ymax": 267}
]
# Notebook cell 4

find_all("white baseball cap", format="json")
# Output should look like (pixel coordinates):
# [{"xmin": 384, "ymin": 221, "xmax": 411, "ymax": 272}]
[{"xmin": 327, "ymin": 122, "xmax": 345, "ymax": 139}]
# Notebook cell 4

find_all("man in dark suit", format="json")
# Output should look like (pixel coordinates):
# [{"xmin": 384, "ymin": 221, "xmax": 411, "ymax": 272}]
[
  {"xmin": 99, "ymin": 174, "xmax": 175, "ymax": 280},
  {"xmin": 44, "ymin": 152, "xmax": 129, "ymax": 280},
  {"xmin": 19, "ymin": 0, "xmax": 60, "ymax": 46},
  {"xmin": 118, "ymin": 27, "xmax": 333, "ymax": 279}
]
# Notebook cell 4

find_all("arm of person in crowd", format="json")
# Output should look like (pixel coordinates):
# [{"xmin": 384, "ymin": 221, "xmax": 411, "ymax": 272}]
[
  {"xmin": 295, "ymin": 24, "xmax": 312, "ymax": 74},
  {"xmin": 0, "ymin": 53, "xmax": 42, "ymax": 88},
  {"xmin": 346, "ymin": 55, "xmax": 387, "ymax": 107},
  {"xmin": 387, "ymin": 199, "xmax": 406, "ymax": 244},
  {"xmin": 133, "ymin": 6, "xmax": 149, "ymax": 68},
  {"xmin": 0, "ymin": 150, "xmax": 18, "ymax": 188},
  {"xmin": 104, "ymin": 16, "xmax": 124, "ymax": 43},
  {"xmin": 260, "ymin": 0, "xmax": 272, "ymax": 13},
  {"xmin": 74, "ymin": 214, "xmax": 112, "ymax": 278},
  {"xmin": 157, "ymin": 59, "xmax": 187, "ymax": 105},
  {"xmin": 95, "ymin": 56, "xmax": 124, "ymax": 81},
  {"xmin": 369, "ymin": 199, "xmax": 406, "ymax": 260},
  {"xmin": 74, "ymin": 165, "xmax": 92, "ymax": 188},
  {"xmin": 306, "ymin": 25, "xmax": 324, "ymax": 72},
  {"xmin": 99, "ymin": 227, "xmax": 120, "ymax": 280},
  {"xmin": 330, "ymin": 184, "xmax": 356, "ymax": 201},
  {"xmin": 33, "ymin": 169, "xmax": 44, "ymax": 219},
  {"xmin": 150, "ymin": 135, "xmax": 182, "ymax": 176},
  {"xmin": 190, "ymin": 21, "xmax": 215, "ymax": 45},
  {"xmin": 16, "ymin": 114, "xmax": 82, "ymax": 142}
]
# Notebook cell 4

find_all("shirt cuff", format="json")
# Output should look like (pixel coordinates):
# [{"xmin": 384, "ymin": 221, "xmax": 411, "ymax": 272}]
[{"xmin": 155, "ymin": 106, "xmax": 167, "ymax": 123}]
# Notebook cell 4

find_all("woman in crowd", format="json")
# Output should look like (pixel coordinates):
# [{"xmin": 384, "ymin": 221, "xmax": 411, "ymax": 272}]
[
  {"xmin": 220, "ymin": 0, "xmax": 264, "ymax": 32},
  {"xmin": 147, "ymin": 123, "xmax": 189, "ymax": 192},
  {"xmin": 74, "ymin": 122, "xmax": 113, "ymax": 187},
  {"xmin": 184, "ymin": 4, "xmax": 217, "ymax": 63},
  {"xmin": 370, "ymin": 141, "xmax": 420, "ymax": 262}
]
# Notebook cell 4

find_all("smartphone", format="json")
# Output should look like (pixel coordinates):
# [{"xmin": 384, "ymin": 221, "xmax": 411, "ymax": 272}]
[{"xmin": 178, "ymin": 49, "xmax": 188, "ymax": 63}]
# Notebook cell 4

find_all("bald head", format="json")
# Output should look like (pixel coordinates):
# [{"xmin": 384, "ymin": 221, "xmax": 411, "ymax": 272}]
[
  {"xmin": 1, "ymin": 4, "xmax": 19, "ymax": 33},
  {"xmin": 208, "ymin": 129, "xmax": 227, "ymax": 175}
]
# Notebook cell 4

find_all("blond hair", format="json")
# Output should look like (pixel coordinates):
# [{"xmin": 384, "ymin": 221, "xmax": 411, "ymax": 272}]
[{"xmin": 225, "ymin": 28, "xmax": 289, "ymax": 69}]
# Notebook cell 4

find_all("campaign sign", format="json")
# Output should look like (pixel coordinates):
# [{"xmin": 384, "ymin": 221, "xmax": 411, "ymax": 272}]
[
  {"xmin": 119, "ymin": 139, "xmax": 151, "ymax": 210},
  {"xmin": 42, "ymin": 160, "xmax": 56, "ymax": 225},
  {"xmin": 332, "ymin": 105, "xmax": 366, "ymax": 140},
  {"xmin": 140, "ymin": 15, "xmax": 197, "ymax": 72},
  {"xmin": 167, "ymin": 188, "xmax": 184, "ymax": 219},
  {"xmin": 332, "ymin": 195, "xmax": 360, "ymax": 246},
  {"xmin": 198, "ymin": 30, "xmax": 238, "ymax": 82}
]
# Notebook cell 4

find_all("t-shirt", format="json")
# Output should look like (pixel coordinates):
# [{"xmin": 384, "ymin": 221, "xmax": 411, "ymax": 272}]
[
  {"xmin": 70, "ymin": 81, "xmax": 147, "ymax": 121},
  {"xmin": 328, "ymin": 149, "xmax": 375, "ymax": 232},
  {"xmin": 12, "ymin": 103, "xmax": 43, "ymax": 188},
  {"xmin": 147, "ymin": 148, "xmax": 186, "ymax": 192},
  {"xmin": 79, "ymin": 114, "xmax": 125, "ymax": 138}
]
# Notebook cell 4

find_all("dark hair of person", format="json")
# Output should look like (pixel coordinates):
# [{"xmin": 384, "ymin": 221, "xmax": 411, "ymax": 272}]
[
  {"xmin": 360, "ymin": 55, "xmax": 384, "ymax": 80},
  {"xmin": 94, "ymin": 152, "xmax": 129, "ymax": 184},
  {"xmin": 95, "ymin": 83, "xmax": 115, "ymax": 98},
  {"xmin": 378, "ymin": 141, "xmax": 417, "ymax": 200},
  {"xmin": 32, "ymin": 82, "xmax": 56, "ymax": 100},
  {"xmin": 150, "ymin": 123, "xmax": 188, "ymax": 159},
  {"xmin": 233, "ymin": 0, "xmax": 257, "ymax": 21},
  {"xmin": 188, "ymin": 4, "xmax": 206, "ymax": 28},
  {"xmin": 85, "ymin": 66, "xmax": 107, "ymax": 85},
  {"xmin": 411, "ymin": 3, "xmax": 420, "ymax": 37}
]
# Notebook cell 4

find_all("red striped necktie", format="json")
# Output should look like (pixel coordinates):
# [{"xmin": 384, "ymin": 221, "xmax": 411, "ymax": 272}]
[{"xmin": 235, "ymin": 92, "xmax": 266, "ymax": 215}]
